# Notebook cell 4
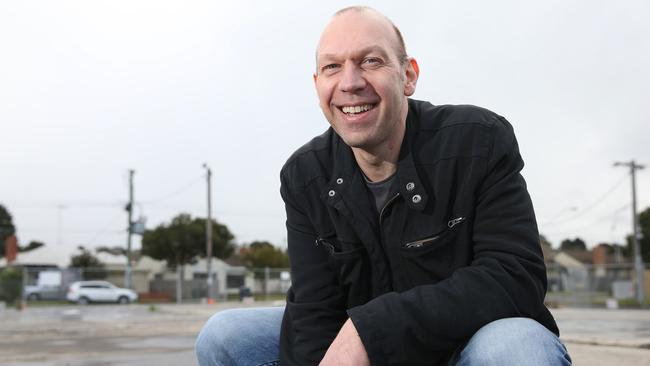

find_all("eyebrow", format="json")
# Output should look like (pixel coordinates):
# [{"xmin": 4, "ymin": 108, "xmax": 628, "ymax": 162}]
[{"xmin": 317, "ymin": 45, "xmax": 390, "ymax": 64}]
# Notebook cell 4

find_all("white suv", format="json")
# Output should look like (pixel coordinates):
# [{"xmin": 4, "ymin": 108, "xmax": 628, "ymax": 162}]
[{"xmin": 66, "ymin": 281, "xmax": 138, "ymax": 305}]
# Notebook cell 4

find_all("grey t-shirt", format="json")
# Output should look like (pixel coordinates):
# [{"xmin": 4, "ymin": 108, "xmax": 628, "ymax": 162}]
[{"xmin": 363, "ymin": 173, "xmax": 397, "ymax": 213}]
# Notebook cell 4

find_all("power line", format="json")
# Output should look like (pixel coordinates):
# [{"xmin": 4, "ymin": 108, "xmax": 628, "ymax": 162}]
[
  {"xmin": 540, "ymin": 206, "xmax": 578, "ymax": 226},
  {"xmin": 138, "ymin": 175, "xmax": 203, "ymax": 204},
  {"xmin": 127, "ymin": 203, "xmax": 283, "ymax": 218},
  {"xmin": 543, "ymin": 202, "xmax": 630, "ymax": 238},
  {"xmin": 8, "ymin": 201, "xmax": 123, "ymax": 209},
  {"xmin": 542, "ymin": 172, "xmax": 628, "ymax": 227},
  {"xmin": 18, "ymin": 227, "xmax": 124, "ymax": 234},
  {"xmin": 85, "ymin": 210, "xmax": 126, "ymax": 244}
]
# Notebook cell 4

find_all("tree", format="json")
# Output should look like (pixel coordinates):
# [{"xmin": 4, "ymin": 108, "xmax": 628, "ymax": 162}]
[
  {"xmin": 239, "ymin": 241, "xmax": 290, "ymax": 268},
  {"xmin": 626, "ymin": 206, "xmax": 650, "ymax": 263},
  {"xmin": 539, "ymin": 234, "xmax": 553, "ymax": 249},
  {"xmin": 0, "ymin": 205, "xmax": 45, "ymax": 257},
  {"xmin": 96, "ymin": 246, "xmax": 127, "ymax": 256},
  {"xmin": 19, "ymin": 241, "xmax": 44, "ymax": 253},
  {"xmin": 596, "ymin": 242, "xmax": 629, "ymax": 258},
  {"xmin": 641, "ymin": 208, "xmax": 650, "ymax": 262},
  {"xmin": 559, "ymin": 237, "xmax": 587, "ymax": 251},
  {"xmin": 141, "ymin": 213, "xmax": 235, "ymax": 302},
  {"xmin": 70, "ymin": 246, "xmax": 107, "ymax": 280},
  {"xmin": 0, "ymin": 204, "xmax": 16, "ymax": 257}
]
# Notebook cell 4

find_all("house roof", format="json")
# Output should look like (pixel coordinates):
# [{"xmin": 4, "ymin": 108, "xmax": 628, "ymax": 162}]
[
  {"xmin": 0, "ymin": 245, "xmax": 70, "ymax": 267},
  {"xmin": 561, "ymin": 249, "xmax": 594, "ymax": 264}
]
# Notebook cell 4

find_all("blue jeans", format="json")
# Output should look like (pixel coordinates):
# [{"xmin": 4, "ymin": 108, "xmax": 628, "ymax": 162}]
[{"xmin": 195, "ymin": 307, "xmax": 571, "ymax": 366}]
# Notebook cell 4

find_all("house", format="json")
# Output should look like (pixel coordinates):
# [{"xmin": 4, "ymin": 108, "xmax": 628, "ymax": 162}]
[{"xmin": 1, "ymin": 245, "xmax": 252, "ymax": 301}]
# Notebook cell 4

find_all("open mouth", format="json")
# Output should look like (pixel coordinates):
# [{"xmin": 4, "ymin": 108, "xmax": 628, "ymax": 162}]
[{"xmin": 338, "ymin": 104, "xmax": 376, "ymax": 115}]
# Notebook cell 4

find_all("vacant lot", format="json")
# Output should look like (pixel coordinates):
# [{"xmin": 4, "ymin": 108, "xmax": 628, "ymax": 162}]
[{"xmin": 0, "ymin": 303, "xmax": 648, "ymax": 365}]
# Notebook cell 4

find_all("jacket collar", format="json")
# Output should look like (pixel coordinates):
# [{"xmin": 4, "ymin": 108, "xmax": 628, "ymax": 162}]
[
  {"xmin": 322, "ymin": 99, "xmax": 429, "ymax": 212},
  {"xmin": 394, "ymin": 100, "xmax": 428, "ymax": 211}
]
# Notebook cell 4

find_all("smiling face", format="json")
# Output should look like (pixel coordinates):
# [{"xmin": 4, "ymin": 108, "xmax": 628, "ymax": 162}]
[{"xmin": 314, "ymin": 10, "xmax": 418, "ymax": 153}]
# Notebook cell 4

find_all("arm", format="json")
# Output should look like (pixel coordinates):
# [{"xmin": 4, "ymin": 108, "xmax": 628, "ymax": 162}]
[
  {"xmin": 279, "ymin": 172, "xmax": 348, "ymax": 365},
  {"xmin": 347, "ymin": 117, "xmax": 551, "ymax": 365},
  {"xmin": 320, "ymin": 318, "xmax": 370, "ymax": 366}
]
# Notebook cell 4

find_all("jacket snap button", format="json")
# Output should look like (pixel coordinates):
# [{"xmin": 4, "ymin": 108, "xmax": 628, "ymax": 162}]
[
  {"xmin": 412, "ymin": 194, "xmax": 422, "ymax": 203},
  {"xmin": 328, "ymin": 190, "xmax": 336, "ymax": 197},
  {"xmin": 406, "ymin": 182, "xmax": 415, "ymax": 191},
  {"xmin": 336, "ymin": 178, "xmax": 343, "ymax": 184}
]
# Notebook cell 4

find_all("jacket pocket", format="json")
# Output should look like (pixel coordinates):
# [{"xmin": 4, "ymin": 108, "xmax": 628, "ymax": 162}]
[
  {"xmin": 315, "ymin": 235, "xmax": 370, "ymax": 307},
  {"xmin": 316, "ymin": 236, "xmax": 365, "ymax": 260},
  {"xmin": 401, "ymin": 216, "xmax": 466, "ymax": 254},
  {"xmin": 399, "ymin": 216, "xmax": 468, "ymax": 286}
]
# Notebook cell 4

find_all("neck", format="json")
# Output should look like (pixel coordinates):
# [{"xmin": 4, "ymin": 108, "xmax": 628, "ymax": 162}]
[
  {"xmin": 353, "ymin": 148, "xmax": 398, "ymax": 182},
  {"xmin": 352, "ymin": 109, "xmax": 407, "ymax": 182}
]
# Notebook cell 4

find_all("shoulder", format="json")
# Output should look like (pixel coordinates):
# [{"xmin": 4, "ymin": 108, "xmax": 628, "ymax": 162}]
[
  {"xmin": 407, "ymin": 99, "xmax": 516, "ymax": 160},
  {"xmin": 408, "ymin": 98, "xmax": 509, "ymax": 131},
  {"xmin": 280, "ymin": 128, "xmax": 335, "ymax": 190}
]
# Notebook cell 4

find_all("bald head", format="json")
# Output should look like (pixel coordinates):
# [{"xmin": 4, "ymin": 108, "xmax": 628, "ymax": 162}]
[
  {"xmin": 312, "ymin": 5, "xmax": 419, "ymax": 154},
  {"xmin": 332, "ymin": 6, "xmax": 407, "ymax": 64},
  {"xmin": 316, "ymin": 6, "xmax": 409, "ymax": 69}
]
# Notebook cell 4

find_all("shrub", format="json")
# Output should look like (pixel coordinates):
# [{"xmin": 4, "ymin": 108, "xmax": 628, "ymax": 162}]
[{"xmin": 0, "ymin": 267, "xmax": 22, "ymax": 304}]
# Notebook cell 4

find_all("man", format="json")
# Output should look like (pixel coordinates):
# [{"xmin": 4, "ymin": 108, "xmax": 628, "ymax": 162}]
[{"xmin": 197, "ymin": 6, "xmax": 571, "ymax": 366}]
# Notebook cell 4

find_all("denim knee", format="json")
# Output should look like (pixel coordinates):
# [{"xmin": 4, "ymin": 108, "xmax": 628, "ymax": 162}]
[
  {"xmin": 195, "ymin": 307, "xmax": 283, "ymax": 366},
  {"xmin": 196, "ymin": 309, "xmax": 236, "ymax": 366},
  {"xmin": 453, "ymin": 317, "xmax": 571, "ymax": 366}
]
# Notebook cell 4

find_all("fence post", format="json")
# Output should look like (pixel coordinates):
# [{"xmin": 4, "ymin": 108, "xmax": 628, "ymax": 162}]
[
  {"xmin": 264, "ymin": 267, "xmax": 270, "ymax": 300},
  {"xmin": 176, "ymin": 266, "xmax": 182, "ymax": 304},
  {"xmin": 21, "ymin": 266, "xmax": 27, "ymax": 309}
]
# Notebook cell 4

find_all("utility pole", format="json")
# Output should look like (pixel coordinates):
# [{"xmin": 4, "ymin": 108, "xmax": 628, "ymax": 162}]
[
  {"xmin": 203, "ymin": 163, "xmax": 214, "ymax": 303},
  {"xmin": 125, "ymin": 169, "xmax": 135, "ymax": 289},
  {"xmin": 614, "ymin": 160, "xmax": 645, "ymax": 306}
]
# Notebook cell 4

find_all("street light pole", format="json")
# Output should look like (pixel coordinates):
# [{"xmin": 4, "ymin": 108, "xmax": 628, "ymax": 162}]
[
  {"xmin": 614, "ymin": 160, "xmax": 645, "ymax": 306},
  {"xmin": 203, "ymin": 164, "xmax": 214, "ymax": 303}
]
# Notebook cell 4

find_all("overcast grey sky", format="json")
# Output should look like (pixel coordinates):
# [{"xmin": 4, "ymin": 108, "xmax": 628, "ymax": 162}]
[{"xmin": 1, "ymin": 0, "xmax": 649, "ymax": 263}]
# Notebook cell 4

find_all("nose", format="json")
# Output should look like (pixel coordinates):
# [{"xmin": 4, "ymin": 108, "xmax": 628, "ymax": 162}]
[{"xmin": 338, "ymin": 61, "xmax": 366, "ymax": 93}]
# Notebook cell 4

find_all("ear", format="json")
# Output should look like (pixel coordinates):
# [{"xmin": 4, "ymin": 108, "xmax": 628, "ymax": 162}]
[
  {"xmin": 313, "ymin": 72, "xmax": 318, "ymax": 86},
  {"xmin": 404, "ymin": 58, "xmax": 419, "ymax": 97}
]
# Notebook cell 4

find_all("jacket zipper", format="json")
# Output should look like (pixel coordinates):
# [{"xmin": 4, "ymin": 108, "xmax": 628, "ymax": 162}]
[
  {"xmin": 379, "ymin": 193, "xmax": 400, "ymax": 226},
  {"xmin": 378, "ymin": 193, "xmax": 400, "ymax": 289},
  {"xmin": 403, "ymin": 216, "xmax": 466, "ymax": 249},
  {"xmin": 314, "ymin": 237, "xmax": 335, "ymax": 254},
  {"xmin": 404, "ymin": 235, "xmax": 441, "ymax": 249}
]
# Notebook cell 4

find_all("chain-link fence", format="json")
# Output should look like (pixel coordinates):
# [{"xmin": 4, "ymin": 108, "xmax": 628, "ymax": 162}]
[
  {"xmin": 545, "ymin": 262, "xmax": 649, "ymax": 307},
  {"xmin": 2, "ymin": 263, "xmax": 647, "ymax": 307},
  {"xmin": 0, "ymin": 266, "xmax": 292, "ymax": 304}
]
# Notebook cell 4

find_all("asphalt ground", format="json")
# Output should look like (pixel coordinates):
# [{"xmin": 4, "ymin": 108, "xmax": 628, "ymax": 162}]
[{"xmin": 0, "ymin": 301, "xmax": 649, "ymax": 365}]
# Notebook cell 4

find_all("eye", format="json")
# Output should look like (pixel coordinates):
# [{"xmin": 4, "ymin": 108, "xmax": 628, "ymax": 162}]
[
  {"xmin": 362, "ymin": 57, "xmax": 382, "ymax": 66},
  {"xmin": 320, "ymin": 64, "xmax": 340, "ymax": 73}
]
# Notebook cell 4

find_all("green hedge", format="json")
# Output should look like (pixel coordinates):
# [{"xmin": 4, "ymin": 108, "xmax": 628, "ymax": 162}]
[{"xmin": 0, "ymin": 267, "xmax": 22, "ymax": 304}]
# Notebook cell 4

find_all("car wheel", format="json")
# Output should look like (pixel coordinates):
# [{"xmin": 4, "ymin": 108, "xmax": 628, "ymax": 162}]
[
  {"xmin": 118, "ymin": 296, "xmax": 130, "ymax": 304},
  {"xmin": 78, "ymin": 296, "xmax": 90, "ymax": 305},
  {"xmin": 27, "ymin": 293, "xmax": 40, "ymax": 301}
]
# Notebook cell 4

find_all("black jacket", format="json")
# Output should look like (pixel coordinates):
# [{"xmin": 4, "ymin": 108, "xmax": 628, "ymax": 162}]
[{"xmin": 279, "ymin": 99, "xmax": 558, "ymax": 366}]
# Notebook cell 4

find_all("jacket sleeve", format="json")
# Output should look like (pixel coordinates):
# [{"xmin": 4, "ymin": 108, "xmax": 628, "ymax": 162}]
[
  {"xmin": 347, "ymin": 117, "xmax": 551, "ymax": 365},
  {"xmin": 279, "ymin": 171, "xmax": 348, "ymax": 365}
]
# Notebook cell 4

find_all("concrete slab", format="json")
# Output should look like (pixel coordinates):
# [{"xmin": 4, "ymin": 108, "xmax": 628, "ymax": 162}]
[
  {"xmin": 552, "ymin": 308, "xmax": 650, "ymax": 348},
  {"xmin": 1, "ymin": 302, "xmax": 649, "ymax": 365}
]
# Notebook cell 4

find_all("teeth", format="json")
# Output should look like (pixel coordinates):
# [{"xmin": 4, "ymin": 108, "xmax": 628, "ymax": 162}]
[{"xmin": 342, "ymin": 104, "xmax": 373, "ymax": 114}]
